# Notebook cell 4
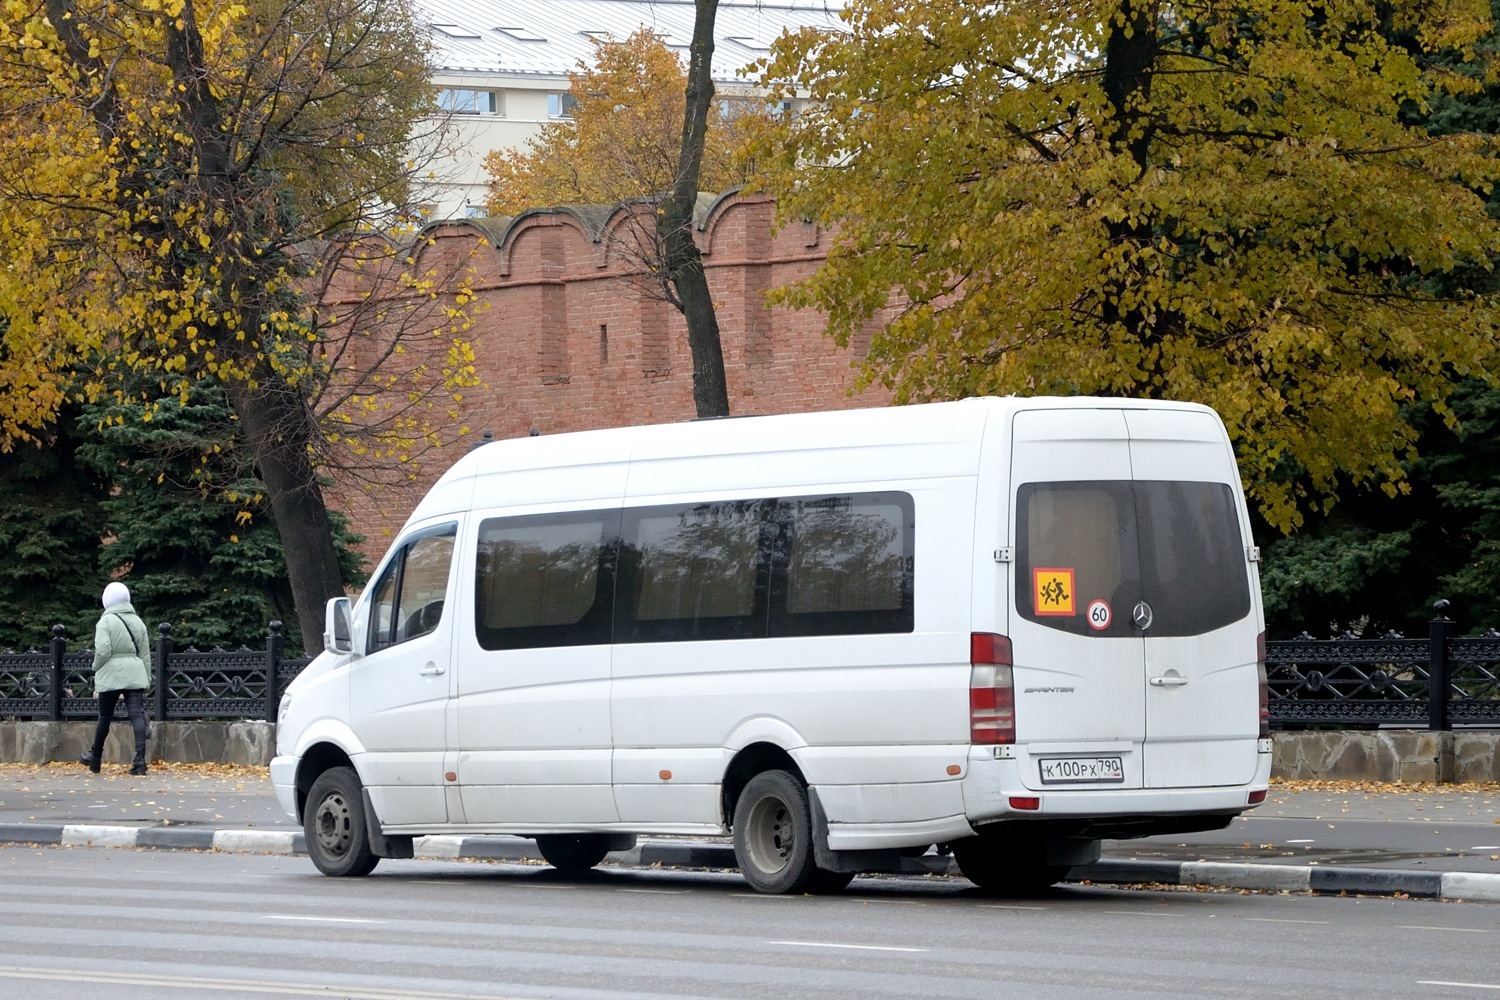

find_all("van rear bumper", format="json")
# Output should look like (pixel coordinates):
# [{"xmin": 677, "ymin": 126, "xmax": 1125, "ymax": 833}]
[{"xmin": 960, "ymin": 747, "xmax": 1271, "ymax": 835}]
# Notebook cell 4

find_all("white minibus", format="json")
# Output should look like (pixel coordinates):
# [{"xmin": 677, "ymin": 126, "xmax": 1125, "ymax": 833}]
[{"xmin": 273, "ymin": 396, "xmax": 1271, "ymax": 893}]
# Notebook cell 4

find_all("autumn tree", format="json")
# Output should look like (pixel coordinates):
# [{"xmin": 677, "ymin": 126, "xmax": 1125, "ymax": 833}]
[
  {"xmin": 0, "ymin": 0, "xmax": 480, "ymax": 651},
  {"xmin": 486, "ymin": 27, "xmax": 753, "ymax": 214},
  {"xmin": 485, "ymin": 18, "xmax": 758, "ymax": 417},
  {"xmin": 1256, "ymin": 3, "xmax": 1500, "ymax": 636},
  {"xmin": 755, "ymin": 1, "xmax": 1500, "ymax": 530}
]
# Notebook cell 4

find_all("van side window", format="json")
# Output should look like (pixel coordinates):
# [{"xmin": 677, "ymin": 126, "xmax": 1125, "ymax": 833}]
[
  {"xmin": 771, "ymin": 493, "xmax": 915, "ymax": 637},
  {"xmin": 614, "ymin": 492, "xmax": 916, "ymax": 642},
  {"xmin": 619, "ymin": 500, "xmax": 769, "ymax": 642},
  {"xmin": 368, "ymin": 525, "xmax": 458, "ymax": 651},
  {"xmin": 475, "ymin": 511, "xmax": 617, "ymax": 650}
]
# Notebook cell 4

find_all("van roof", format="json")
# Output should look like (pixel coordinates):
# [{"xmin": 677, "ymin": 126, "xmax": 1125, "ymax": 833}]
[{"xmin": 403, "ymin": 396, "xmax": 1216, "ymax": 530}]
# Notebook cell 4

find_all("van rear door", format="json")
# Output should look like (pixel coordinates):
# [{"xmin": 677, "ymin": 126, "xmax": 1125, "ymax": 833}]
[
  {"xmin": 1008, "ymin": 405, "xmax": 1258, "ymax": 792},
  {"xmin": 1123, "ymin": 408, "xmax": 1259, "ymax": 788}
]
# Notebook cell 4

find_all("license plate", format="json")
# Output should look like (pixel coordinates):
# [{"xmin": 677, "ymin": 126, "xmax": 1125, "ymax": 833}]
[{"xmin": 1039, "ymin": 756, "xmax": 1125, "ymax": 784}]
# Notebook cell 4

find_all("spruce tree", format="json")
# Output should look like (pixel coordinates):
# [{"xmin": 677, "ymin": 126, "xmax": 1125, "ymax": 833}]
[{"xmin": 72, "ymin": 379, "xmax": 364, "ymax": 655}]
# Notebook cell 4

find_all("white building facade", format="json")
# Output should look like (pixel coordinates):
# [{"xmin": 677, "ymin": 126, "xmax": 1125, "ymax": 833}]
[{"xmin": 414, "ymin": 0, "xmax": 845, "ymax": 220}]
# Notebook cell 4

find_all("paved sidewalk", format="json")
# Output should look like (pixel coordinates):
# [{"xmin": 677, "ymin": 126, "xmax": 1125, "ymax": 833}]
[{"xmin": 2, "ymin": 764, "xmax": 1498, "ymax": 902}]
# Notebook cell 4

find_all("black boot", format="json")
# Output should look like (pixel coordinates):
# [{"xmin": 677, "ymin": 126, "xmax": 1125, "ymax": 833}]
[
  {"xmin": 78, "ymin": 750, "xmax": 102, "ymax": 774},
  {"xmin": 129, "ymin": 751, "xmax": 147, "ymax": 776}
]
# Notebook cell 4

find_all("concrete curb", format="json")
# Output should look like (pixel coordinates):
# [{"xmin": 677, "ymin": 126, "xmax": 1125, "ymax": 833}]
[{"xmin": 4, "ymin": 821, "xmax": 1499, "ymax": 902}]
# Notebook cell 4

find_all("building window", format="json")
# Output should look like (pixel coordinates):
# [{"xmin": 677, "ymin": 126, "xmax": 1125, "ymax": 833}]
[
  {"xmin": 547, "ymin": 92, "xmax": 578, "ymax": 118},
  {"xmin": 438, "ymin": 88, "xmax": 499, "ymax": 115}
]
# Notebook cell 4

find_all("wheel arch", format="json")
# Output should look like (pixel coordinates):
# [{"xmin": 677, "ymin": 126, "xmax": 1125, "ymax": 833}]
[
  {"xmin": 720, "ymin": 742, "xmax": 805, "ymax": 829},
  {"xmin": 294, "ymin": 742, "xmax": 358, "ymax": 824}
]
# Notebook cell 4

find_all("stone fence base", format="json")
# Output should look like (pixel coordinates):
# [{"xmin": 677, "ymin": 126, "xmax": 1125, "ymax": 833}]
[
  {"xmin": 1273, "ymin": 729, "xmax": 1500, "ymax": 783},
  {"xmin": 1, "ymin": 721, "xmax": 276, "ymax": 767},
  {"xmin": 3, "ymin": 722, "xmax": 1499, "ymax": 782}
]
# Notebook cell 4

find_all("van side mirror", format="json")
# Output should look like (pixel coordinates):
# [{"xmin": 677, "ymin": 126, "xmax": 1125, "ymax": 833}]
[{"xmin": 324, "ymin": 597, "xmax": 354, "ymax": 655}]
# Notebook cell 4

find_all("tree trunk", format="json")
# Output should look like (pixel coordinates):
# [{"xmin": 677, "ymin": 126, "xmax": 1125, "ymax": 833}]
[
  {"xmin": 224, "ymin": 376, "xmax": 348, "ymax": 653},
  {"xmin": 661, "ymin": 0, "xmax": 730, "ymax": 419},
  {"xmin": 1102, "ymin": 1, "xmax": 1158, "ymax": 174}
]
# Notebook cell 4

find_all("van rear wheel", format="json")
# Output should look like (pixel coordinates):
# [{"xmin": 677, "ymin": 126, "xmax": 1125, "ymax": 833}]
[
  {"xmin": 733, "ymin": 769, "xmax": 820, "ymax": 894},
  {"xmin": 952, "ymin": 837, "xmax": 1066, "ymax": 894},
  {"xmin": 534, "ymin": 834, "xmax": 613, "ymax": 871},
  {"xmin": 304, "ymin": 766, "xmax": 379, "ymax": 877}
]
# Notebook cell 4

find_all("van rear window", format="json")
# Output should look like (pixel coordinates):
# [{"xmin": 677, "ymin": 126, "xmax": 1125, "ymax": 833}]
[{"xmin": 1016, "ymin": 480, "xmax": 1250, "ymax": 637}]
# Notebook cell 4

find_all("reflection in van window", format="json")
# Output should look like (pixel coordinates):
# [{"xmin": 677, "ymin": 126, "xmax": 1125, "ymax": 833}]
[
  {"xmin": 1017, "ymin": 481, "xmax": 1248, "ymax": 637},
  {"xmin": 368, "ymin": 526, "xmax": 457, "ymax": 651},
  {"xmin": 786, "ymin": 497, "xmax": 908, "ymax": 614},
  {"xmin": 475, "ymin": 513, "xmax": 613, "ymax": 650},
  {"xmin": 633, "ymin": 502, "xmax": 762, "ymax": 621},
  {"xmin": 773, "ymin": 493, "xmax": 915, "ymax": 637}
]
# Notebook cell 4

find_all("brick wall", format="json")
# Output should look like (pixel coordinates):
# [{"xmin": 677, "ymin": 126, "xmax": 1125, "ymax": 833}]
[{"xmin": 328, "ymin": 191, "xmax": 894, "ymax": 557}]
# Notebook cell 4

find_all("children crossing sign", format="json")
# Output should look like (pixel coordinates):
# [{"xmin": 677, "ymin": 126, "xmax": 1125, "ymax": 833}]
[{"xmin": 1033, "ymin": 567, "xmax": 1075, "ymax": 616}]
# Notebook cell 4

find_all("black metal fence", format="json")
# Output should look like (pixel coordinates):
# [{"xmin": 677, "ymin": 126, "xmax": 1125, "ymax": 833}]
[
  {"xmin": 5, "ymin": 604, "xmax": 1500, "ymax": 729},
  {"xmin": 0, "ymin": 622, "xmax": 313, "ymax": 724},
  {"xmin": 1267, "ymin": 601, "xmax": 1500, "ymax": 729}
]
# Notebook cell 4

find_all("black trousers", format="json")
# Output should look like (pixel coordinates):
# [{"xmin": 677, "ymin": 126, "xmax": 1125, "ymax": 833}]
[{"xmin": 92, "ymin": 689, "xmax": 148, "ymax": 758}]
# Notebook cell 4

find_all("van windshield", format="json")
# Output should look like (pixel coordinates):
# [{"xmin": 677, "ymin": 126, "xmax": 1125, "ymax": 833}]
[{"xmin": 1016, "ymin": 480, "xmax": 1250, "ymax": 638}]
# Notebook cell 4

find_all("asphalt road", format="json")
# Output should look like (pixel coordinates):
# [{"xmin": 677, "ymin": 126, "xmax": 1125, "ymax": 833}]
[
  {"xmin": 3, "ymin": 765, "xmax": 1497, "ymax": 876},
  {"xmin": 3, "ymin": 847, "xmax": 1498, "ymax": 1000}
]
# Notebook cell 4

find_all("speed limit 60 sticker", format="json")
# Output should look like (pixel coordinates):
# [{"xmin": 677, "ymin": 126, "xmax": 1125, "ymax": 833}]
[{"xmin": 1086, "ymin": 599, "xmax": 1112, "ymax": 631}]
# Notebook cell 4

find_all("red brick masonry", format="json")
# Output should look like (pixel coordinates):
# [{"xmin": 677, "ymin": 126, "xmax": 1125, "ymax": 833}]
[{"xmin": 327, "ymin": 191, "xmax": 893, "ymax": 553}]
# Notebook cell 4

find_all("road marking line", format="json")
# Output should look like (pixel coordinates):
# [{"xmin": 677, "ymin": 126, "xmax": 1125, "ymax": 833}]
[
  {"xmin": 1247, "ymin": 918, "xmax": 1329, "ymax": 925},
  {"xmin": 1470, "ymin": 845, "xmax": 1500, "ymax": 851},
  {"xmin": 1397, "ymin": 925, "xmax": 1489, "ymax": 934},
  {"xmin": 264, "ymin": 915, "xmax": 386, "ymax": 924},
  {"xmin": 770, "ymin": 940, "xmax": 927, "ymax": 953},
  {"xmin": 1285, "ymin": 839, "xmax": 1316, "ymax": 844},
  {"xmin": 619, "ymin": 888, "xmax": 688, "ymax": 894},
  {"xmin": 0, "ymin": 965, "xmax": 517, "ymax": 998},
  {"xmin": 978, "ymin": 904, "xmax": 1046, "ymax": 911},
  {"xmin": 1420, "ymin": 982, "xmax": 1500, "ymax": 991}
]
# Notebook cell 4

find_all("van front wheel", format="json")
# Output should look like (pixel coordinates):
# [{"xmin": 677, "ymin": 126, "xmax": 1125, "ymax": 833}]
[
  {"xmin": 534, "ymin": 834, "xmax": 612, "ymax": 871},
  {"xmin": 304, "ymin": 766, "xmax": 379, "ymax": 877},
  {"xmin": 733, "ymin": 769, "xmax": 819, "ymax": 894}
]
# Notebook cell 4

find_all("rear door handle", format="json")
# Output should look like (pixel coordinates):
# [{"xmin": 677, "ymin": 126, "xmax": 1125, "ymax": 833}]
[
  {"xmin": 1149, "ymin": 674, "xmax": 1188, "ymax": 688},
  {"xmin": 419, "ymin": 665, "xmax": 446, "ymax": 677}
]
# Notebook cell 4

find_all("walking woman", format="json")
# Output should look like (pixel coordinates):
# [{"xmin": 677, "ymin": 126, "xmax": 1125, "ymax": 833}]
[{"xmin": 78, "ymin": 582, "xmax": 151, "ymax": 776}]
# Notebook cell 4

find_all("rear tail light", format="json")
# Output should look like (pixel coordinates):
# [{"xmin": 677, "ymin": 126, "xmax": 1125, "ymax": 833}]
[
  {"xmin": 1256, "ymin": 631, "xmax": 1270, "ymax": 739},
  {"xmin": 970, "ymin": 632, "xmax": 1015, "ymax": 745}
]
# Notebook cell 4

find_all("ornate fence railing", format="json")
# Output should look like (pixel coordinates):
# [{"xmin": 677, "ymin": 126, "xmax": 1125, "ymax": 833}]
[
  {"xmin": 0, "ymin": 622, "xmax": 313, "ymax": 723},
  {"xmin": 5, "ymin": 603, "xmax": 1499, "ymax": 729},
  {"xmin": 1266, "ymin": 601, "xmax": 1500, "ymax": 728}
]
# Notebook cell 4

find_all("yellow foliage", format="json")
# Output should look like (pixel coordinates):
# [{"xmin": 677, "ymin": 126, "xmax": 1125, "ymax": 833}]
[
  {"xmin": 485, "ymin": 27, "xmax": 766, "ymax": 216},
  {"xmin": 755, "ymin": 0, "xmax": 1500, "ymax": 530},
  {"xmin": 0, "ymin": 0, "xmax": 484, "ymax": 487}
]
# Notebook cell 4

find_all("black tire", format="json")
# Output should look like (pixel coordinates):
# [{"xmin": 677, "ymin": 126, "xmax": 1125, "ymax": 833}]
[
  {"xmin": 304, "ymin": 766, "xmax": 379, "ymax": 877},
  {"xmin": 952, "ymin": 836, "xmax": 1066, "ymax": 895},
  {"xmin": 732, "ymin": 769, "xmax": 819, "ymax": 894},
  {"xmin": 807, "ymin": 868, "xmax": 856, "ymax": 894},
  {"xmin": 534, "ymin": 834, "xmax": 612, "ymax": 871}
]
